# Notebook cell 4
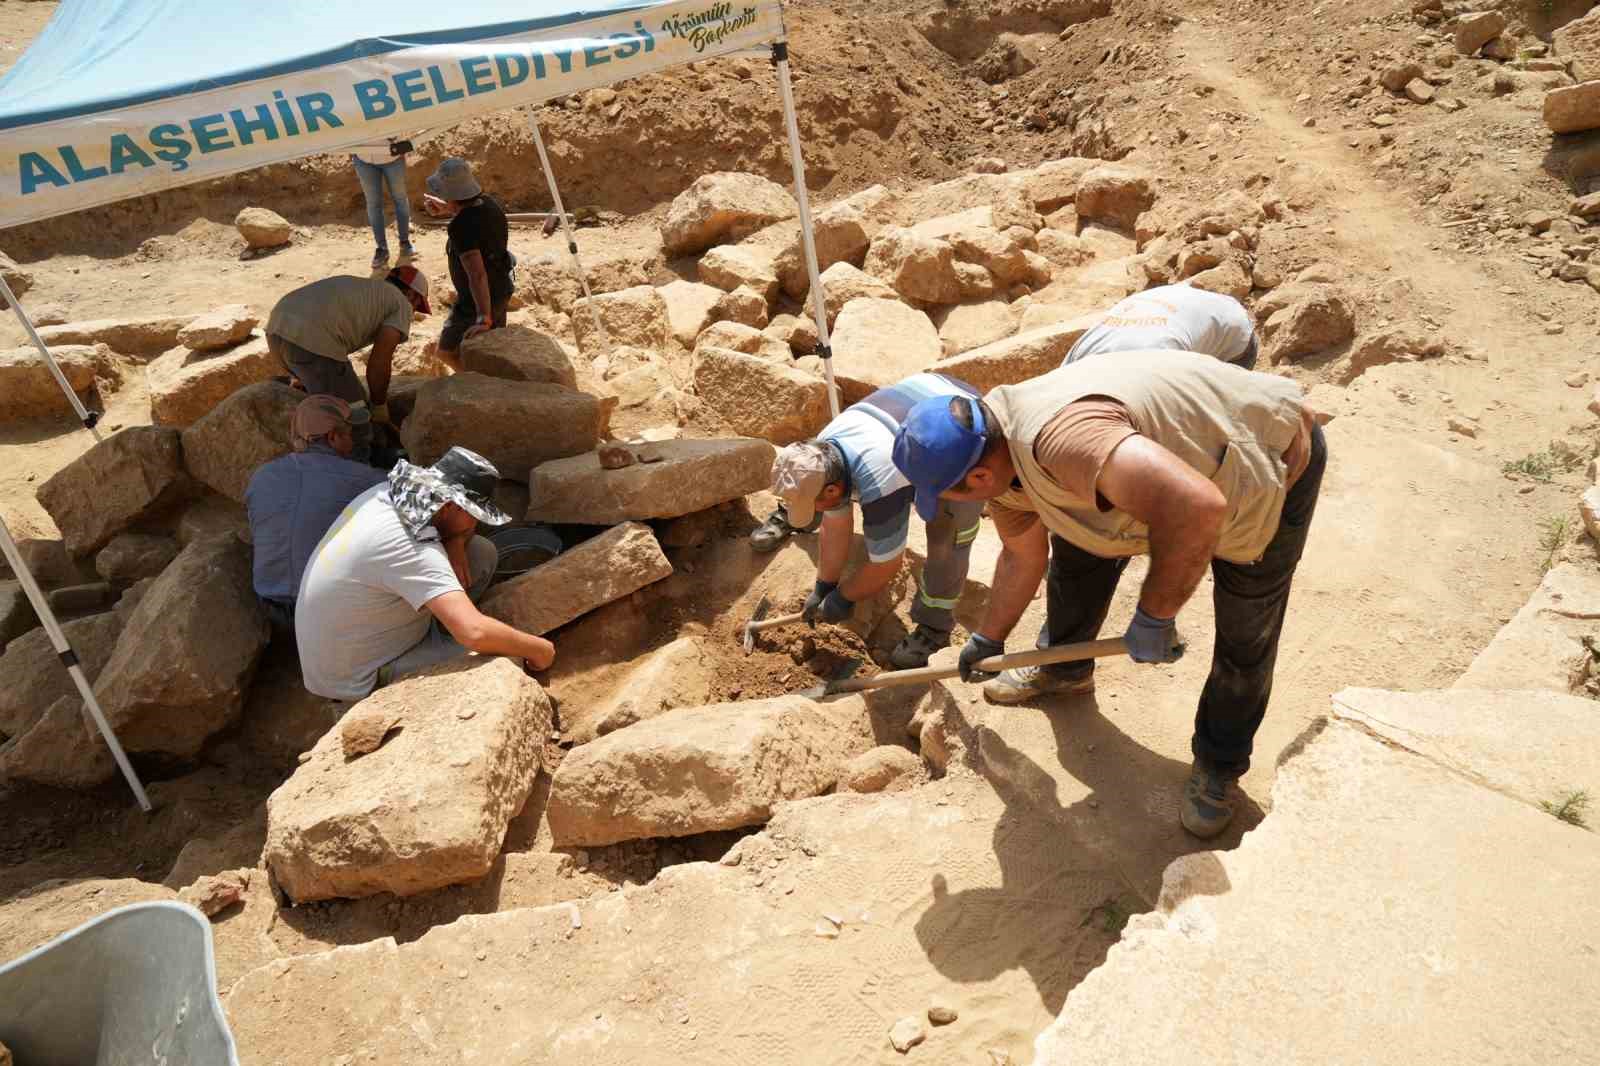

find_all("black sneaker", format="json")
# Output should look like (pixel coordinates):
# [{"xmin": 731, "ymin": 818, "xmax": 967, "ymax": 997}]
[
  {"xmin": 1181, "ymin": 761, "xmax": 1240, "ymax": 839},
  {"xmin": 890, "ymin": 625, "xmax": 949, "ymax": 669},
  {"xmin": 749, "ymin": 507, "xmax": 822, "ymax": 553}
]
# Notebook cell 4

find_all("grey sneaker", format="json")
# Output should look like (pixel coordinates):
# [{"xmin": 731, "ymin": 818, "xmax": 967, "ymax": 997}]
[
  {"xmin": 1181, "ymin": 761, "xmax": 1239, "ymax": 839},
  {"xmin": 749, "ymin": 507, "xmax": 822, "ymax": 553},
  {"xmin": 890, "ymin": 625, "xmax": 950, "ymax": 669},
  {"xmin": 981, "ymin": 665, "xmax": 1095, "ymax": 705}
]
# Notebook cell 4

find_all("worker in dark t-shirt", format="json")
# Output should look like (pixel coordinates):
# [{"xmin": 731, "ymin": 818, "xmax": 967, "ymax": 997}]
[{"xmin": 422, "ymin": 157, "xmax": 514, "ymax": 369}]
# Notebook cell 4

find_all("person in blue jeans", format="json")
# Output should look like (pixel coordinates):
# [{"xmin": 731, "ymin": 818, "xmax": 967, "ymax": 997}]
[{"xmin": 350, "ymin": 135, "xmax": 422, "ymax": 270}]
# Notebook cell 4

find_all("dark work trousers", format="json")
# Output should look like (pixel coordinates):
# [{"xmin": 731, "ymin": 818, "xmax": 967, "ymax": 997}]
[{"xmin": 1035, "ymin": 425, "xmax": 1327, "ymax": 776}]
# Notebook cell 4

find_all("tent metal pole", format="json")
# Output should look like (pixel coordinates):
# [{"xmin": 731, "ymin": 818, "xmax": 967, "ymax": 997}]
[
  {"xmin": 525, "ymin": 113, "xmax": 610, "ymax": 356},
  {"xmin": 0, "ymin": 273, "xmax": 102, "ymax": 442},
  {"xmin": 0, "ymin": 517, "xmax": 150, "ymax": 811},
  {"xmin": 772, "ymin": 41, "xmax": 839, "ymax": 419}
]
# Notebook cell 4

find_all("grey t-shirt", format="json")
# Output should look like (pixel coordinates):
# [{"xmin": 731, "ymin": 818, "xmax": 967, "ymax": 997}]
[
  {"xmin": 1065, "ymin": 284, "xmax": 1255, "ymax": 365},
  {"xmin": 266, "ymin": 275, "xmax": 414, "ymax": 362},
  {"xmin": 294, "ymin": 484, "xmax": 462, "ymax": 700}
]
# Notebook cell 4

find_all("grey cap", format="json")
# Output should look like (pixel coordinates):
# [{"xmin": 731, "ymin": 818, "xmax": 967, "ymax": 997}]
[{"xmin": 426, "ymin": 157, "xmax": 482, "ymax": 202}]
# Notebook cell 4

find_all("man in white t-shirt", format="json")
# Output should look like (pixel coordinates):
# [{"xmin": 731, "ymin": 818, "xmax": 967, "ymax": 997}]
[
  {"xmin": 295, "ymin": 446, "xmax": 555, "ymax": 701},
  {"xmin": 1065, "ymin": 284, "xmax": 1258, "ymax": 368}
]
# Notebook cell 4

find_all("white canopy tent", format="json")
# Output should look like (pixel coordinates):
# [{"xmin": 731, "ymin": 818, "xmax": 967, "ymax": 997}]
[{"xmin": 0, "ymin": 0, "xmax": 840, "ymax": 810}]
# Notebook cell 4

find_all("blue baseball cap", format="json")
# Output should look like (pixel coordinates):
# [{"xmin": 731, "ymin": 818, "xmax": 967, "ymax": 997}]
[{"xmin": 892, "ymin": 395, "xmax": 989, "ymax": 522}]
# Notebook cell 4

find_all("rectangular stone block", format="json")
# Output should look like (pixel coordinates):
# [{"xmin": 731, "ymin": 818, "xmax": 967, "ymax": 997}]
[
  {"xmin": 482, "ymin": 522, "xmax": 672, "ymax": 635},
  {"xmin": 36, "ymin": 426, "xmax": 192, "ymax": 555},
  {"xmin": 147, "ymin": 337, "xmax": 278, "ymax": 427},
  {"xmin": 929, "ymin": 316, "xmax": 1096, "ymax": 393},
  {"xmin": 399, "ymin": 372, "xmax": 605, "ymax": 482},
  {"xmin": 691, "ymin": 346, "xmax": 829, "ymax": 444},
  {"xmin": 526, "ymin": 438, "xmax": 774, "ymax": 524},
  {"xmin": 1544, "ymin": 80, "xmax": 1600, "ymax": 134},
  {"xmin": 0, "ymin": 344, "xmax": 105, "ymax": 422},
  {"xmin": 37, "ymin": 314, "xmax": 192, "ymax": 357}
]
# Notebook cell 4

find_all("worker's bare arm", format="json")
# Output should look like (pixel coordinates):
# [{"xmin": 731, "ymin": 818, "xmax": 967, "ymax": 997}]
[{"xmin": 425, "ymin": 591, "xmax": 555, "ymax": 671}]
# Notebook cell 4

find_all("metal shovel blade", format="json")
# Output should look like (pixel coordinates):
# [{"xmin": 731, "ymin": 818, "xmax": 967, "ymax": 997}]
[{"xmin": 741, "ymin": 594, "xmax": 773, "ymax": 655}]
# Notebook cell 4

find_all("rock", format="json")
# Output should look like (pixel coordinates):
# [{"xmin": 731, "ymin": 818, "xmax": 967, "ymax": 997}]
[
  {"xmin": 698, "ymin": 245, "xmax": 779, "ymax": 304},
  {"xmin": 9, "ymin": 538, "xmax": 96, "ymax": 590},
  {"xmin": 1405, "ymin": 78, "xmax": 1436, "ymax": 103},
  {"xmin": 841, "ymin": 746, "xmax": 924, "ymax": 793},
  {"xmin": 934, "ymin": 300, "xmax": 1023, "ymax": 358},
  {"xmin": 1261, "ymin": 284, "xmax": 1355, "ymax": 364},
  {"xmin": 658, "ymin": 279, "xmax": 726, "ymax": 347},
  {"xmin": 180, "ymin": 381, "xmax": 300, "ymax": 502},
  {"xmin": 889, "ymin": 1016, "xmax": 927, "ymax": 1054},
  {"xmin": 177, "ymin": 304, "xmax": 257, "ymax": 352},
  {"xmin": 1455, "ymin": 10, "xmax": 1507, "ymax": 55},
  {"xmin": 0, "ymin": 695, "xmax": 114, "ymax": 788},
  {"xmin": 813, "ymin": 261, "xmax": 900, "ymax": 327},
  {"xmin": 460, "ymin": 325, "xmax": 578, "ymax": 388},
  {"xmin": 1567, "ymin": 371, "xmax": 1589, "ymax": 389},
  {"xmin": 892, "ymin": 173, "xmax": 1040, "ymax": 233},
  {"xmin": 657, "ymin": 508, "xmax": 720, "ymax": 549},
  {"xmin": 1481, "ymin": 34, "xmax": 1517, "ymax": 61},
  {"xmin": 694, "ymin": 320, "xmax": 769, "ymax": 356},
  {"xmin": 0, "ymin": 250, "xmax": 32, "ymax": 308},
  {"xmin": 92, "ymin": 535, "xmax": 267, "ymax": 757},
  {"xmin": 0, "ymin": 878, "xmax": 178, "ymax": 969},
  {"xmin": 765, "ymin": 313, "xmax": 819, "ymax": 356},
  {"xmin": 1447, "ymin": 415, "xmax": 1478, "ymax": 438},
  {"xmin": 1021, "ymin": 157, "xmax": 1100, "ymax": 213},
  {"xmin": 1572, "ymin": 191, "xmax": 1600, "ymax": 218},
  {"xmin": 773, "ymin": 198, "xmax": 874, "ymax": 297},
  {"xmin": 1544, "ymin": 80, "xmax": 1600, "ymax": 133},
  {"xmin": 602, "ymin": 359, "xmax": 689, "ymax": 437},
  {"xmin": 1074, "ymin": 164, "xmax": 1157, "ymax": 230},
  {"xmin": 1583, "ymin": 487, "xmax": 1600, "ymax": 540},
  {"xmin": 1337, "ymin": 329, "xmax": 1446, "ymax": 385},
  {"xmin": 147, "ymin": 335, "xmax": 279, "ymax": 428},
  {"xmin": 832, "ymin": 298, "xmax": 943, "ymax": 404},
  {"xmin": 47, "ymin": 581, "xmax": 114, "ymax": 614},
  {"xmin": 0, "ymin": 343, "xmax": 108, "ymax": 422},
  {"xmin": 1381, "ymin": 60, "xmax": 1425, "ymax": 91},
  {"xmin": 932, "ymin": 316, "xmax": 1098, "ymax": 393},
  {"xmin": 264, "ymin": 658, "xmax": 550, "ymax": 901},
  {"xmin": 526, "ymin": 439, "xmax": 773, "ymax": 524},
  {"xmin": 661, "ymin": 172, "xmax": 798, "ymax": 256},
  {"xmin": 1033, "ymin": 228, "xmax": 1095, "ymax": 268},
  {"xmin": 593, "ymin": 636, "xmax": 714, "ymax": 738},
  {"xmin": 37, "ymin": 426, "xmax": 192, "ymax": 555},
  {"xmin": 482, "ymin": 522, "xmax": 672, "ymax": 635},
  {"xmin": 340, "ymin": 704, "xmax": 403, "ymax": 758},
  {"xmin": 0, "ymin": 580, "xmax": 38, "ymax": 649},
  {"xmin": 400, "ymin": 374, "xmax": 605, "ymax": 480},
  {"xmin": 928, "ymin": 1003, "xmax": 959, "ymax": 1026},
  {"xmin": 1455, "ymin": 563, "xmax": 1600, "ymax": 691},
  {"xmin": 864, "ymin": 227, "xmax": 962, "ymax": 306},
  {"xmin": 1187, "ymin": 259, "xmax": 1253, "ymax": 300},
  {"xmin": 546, "ymin": 694, "xmax": 876, "ymax": 845},
  {"xmin": 174, "ymin": 493, "xmax": 249, "ymax": 546},
  {"xmin": 710, "ymin": 286, "xmax": 770, "ymax": 330},
  {"xmin": 597, "ymin": 443, "xmax": 636, "ymax": 470},
  {"xmin": 691, "ymin": 347, "xmax": 829, "ymax": 444},
  {"xmin": 1553, "ymin": 6, "xmax": 1600, "ymax": 82},
  {"xmin": 572, "ymin": 284, "xmax": 672, "ymax": 353},
  {"xmin": 235, "ymin": 206, "xmax": 291, "ymax": 249},
  {"xmin": 37, "ymin": 315, "xmax": 192, "ymax": 357},
  {"xmin": 178, "ymin": 870, "xmax": 249, "ymax": 918},
  {"xmin": 944, "ymin": 225, "xmax": 1036, "ymax": 286},
  {"xmin": 1525, "ymin": 210, "xmax": 1558, "ymax": 233}
]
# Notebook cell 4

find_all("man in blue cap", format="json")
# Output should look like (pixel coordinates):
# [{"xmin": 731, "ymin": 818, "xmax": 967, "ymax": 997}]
[{"xmin": 891, "ymin": 350, "xmax": 1324, "ymax": 838}]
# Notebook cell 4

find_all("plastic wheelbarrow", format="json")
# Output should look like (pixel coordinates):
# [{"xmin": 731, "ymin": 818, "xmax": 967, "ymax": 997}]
[{"xmin": 0, "ymin": 901, "xmax": 239, "ymax": 1066}]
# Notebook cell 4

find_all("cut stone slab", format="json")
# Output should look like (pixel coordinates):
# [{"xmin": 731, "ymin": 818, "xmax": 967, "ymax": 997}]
[
  {"xmin": 546, "ymin": 693, "xmax": 877, "ymax": 845},
  {"xmin": 1454, "ymin": 9, "xmax": 1507, "ymax": 55},
  {"xmin": 1031, "ymin": 718, "xmax": 1600, "ymax": 1066},
  {"xmin": 592, "ymin": 636, "xmax": 714, "ymax": 740},
  {"xmin": 37, "ymin": 425, "xmax": 192, "ymax": 555},
  {"xmin": 698, "ymin": 244, "xmax": 780, "ymax": 304},
  {"xmin": 147, "ymin": 335, "xmax": 278, "ymax": 428},
  {"xmin": 863, "ymin": 227, "xmax": 962, "ymax": 306},
  {"xmin": 1073, "ymin": 164, "xmax": 1156, "ymax": 230},
  {"xmin": 460, "ymin": 325, "xmax": 578, "ymax": 389},
  {"xmin": 264, "ymin": 658, "xmax": 550, "ymax": 901},
  {"xmin": 934, "ymin": 299, "xmax": 1023, "ymax": 358},
  {"xmin": 37, "ymin": 315, "xmax": 192, "ymax": 357},
  {"xmin": 691, "ymin": 347, "xmax": 829, "ymax": 444},
  {"xmin": 235, "ymin": 206, "xmax": 291, "ymax": 250},
  {"xmin": 1543, "ymin": 80, "xmax": 1600, "ymax": 134},
  {"xmin": 0, "ymin": 343, "xmax": 107, "ymax": 422},
  {"xmin": 812, "ymin": 261, "xmax": 901, "ymax": 327},
  {"xmin": 180, "ymin": 380, "xmax": 301, "ymax": 502},
  {"xmin": 832, "ymin": 298, "xmax": 943, "ymax": 405},
  {"xmin": 661, "ymin": 171, "xmax": 798, "ymax": 256},
  {"xmin": 1453, "ymin": 562, "xmax": 1600, "ymax": 692},
  {"xmin": 571, "ymin": 284, "xmax": 672, "ymax": 353},
  {"xmin": 482, "ymin": 522, "xmax": 672, "ymax": 635},
  {"xmin": 94, "ymin": 533, "xmax": 179, "ymax": 585},
  {"xmin": 400, "ymin": 373, "xmax": 605, "ymax": 481},
  {"xmin": 658, "ymin": 279, "xmax": 725, "ymax": 348},
  {"xmin": 526, "ymin": 438, "xmax": 774, "ymax": 524},
  {"xmin": 177, "ymin": 304, "xmax": 257, "ymax": 352},
  {"xmin": 930, "ymin": 316, "xmax": 1097, "ymax": 393}
]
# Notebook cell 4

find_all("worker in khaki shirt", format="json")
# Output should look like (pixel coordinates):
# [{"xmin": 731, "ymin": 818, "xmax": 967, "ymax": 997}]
[{"xmin": 891, "ymin": 350, "xmax": 1326, "ymax": 838}]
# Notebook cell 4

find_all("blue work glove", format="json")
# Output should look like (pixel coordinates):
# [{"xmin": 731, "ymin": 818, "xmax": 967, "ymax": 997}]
[
  {"xmin": 958, "ymin": 633, "xmax": 1005, "ymax": 682},
  {"xmin": 1125, "ymin": 607, "xmax": 1184, "ymax": 664},
  {"xmin": 817, "ymin": 589, "xmax": 855, "ymax": 624},
  {"xmin": 802, "ymin": 580, "xmax": 838, "ymax": 625}
]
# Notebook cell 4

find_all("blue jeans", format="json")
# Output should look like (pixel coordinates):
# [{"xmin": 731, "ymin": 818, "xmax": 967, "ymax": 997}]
[{"xmin": 352, "ymin": 157, "xmax": 411, "ymax": 253}]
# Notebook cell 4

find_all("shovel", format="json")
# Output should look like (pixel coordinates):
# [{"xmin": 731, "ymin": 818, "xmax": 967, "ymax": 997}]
[
  {"xmin": 740, "ymin": 593, "xmax": 808, "ymax": 654},
  {"xmin": 798, "ymin": 636, "xmax": 1142, "ymax": 698}
]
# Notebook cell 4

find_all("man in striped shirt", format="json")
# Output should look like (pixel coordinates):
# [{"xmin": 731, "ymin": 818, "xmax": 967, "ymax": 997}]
[{"xmin": 765, "ymin": 372, "xmax": 985, "ymax": 669}]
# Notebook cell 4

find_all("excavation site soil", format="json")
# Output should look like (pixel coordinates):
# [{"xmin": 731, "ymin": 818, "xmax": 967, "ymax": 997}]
[{"xmin": 3, "ymin": 0, "xmax": 1599, "ymax": 1062}]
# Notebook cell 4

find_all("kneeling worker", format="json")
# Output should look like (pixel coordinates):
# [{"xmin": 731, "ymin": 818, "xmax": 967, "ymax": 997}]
[
  {"xmin": 893, "ymin": 350, "xmax": 1325, "ymax": 837},
  {"xmin": 768, "ymin": 372, "xmax": 986, "ymax": 669},
  {"xmin": 295, "ymin": 446, "xmax": 555, "ymax": 700},
  {"xmin": 1065, "ymin": 283, "xmax": 1258, "ymax": 369}
]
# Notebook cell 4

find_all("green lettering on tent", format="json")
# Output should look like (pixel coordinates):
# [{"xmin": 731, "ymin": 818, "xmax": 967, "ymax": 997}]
[
  {"xmin": 495, "ymin": 54, "xmax": 529, "ymax": 88},
  {"xmin": 18, "ymin": 152, "xmax": 69, "ymax": 195},
  {"xmin": 108, "ymin": 134, "xmax": 156, "ymax": 174},
  {"xmin": 584, "ymin": 43, "xmax": 611, "ymax": 66},
  {"xmin": 612, "ymin": 31, "xmax": 642, "ymax": 61},
  {"xmin": 149, "ymin": 124, "xmax": 193, "ymax": 170},
  {"xmin": 427, "ymin": 65, "xmax": 464, "ymax": 103},
  {"xmin": 394, "ymin": 70, "xmax": 432, "ymax": 111},
  {"xmin": 229, "ymin": 104, "xmax": 280, "ymax": 145}
]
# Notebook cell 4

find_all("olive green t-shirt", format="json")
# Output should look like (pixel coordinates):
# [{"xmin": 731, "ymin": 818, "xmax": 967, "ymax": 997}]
[{"xmin": 266, "ymin": 275, "xmax": 413, "ymax": 361}]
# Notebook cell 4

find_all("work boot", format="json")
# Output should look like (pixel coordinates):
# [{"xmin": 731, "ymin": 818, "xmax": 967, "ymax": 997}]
[
  {"xmin": 890, "ymin": 625, "xmax": 950, "ymax": 669},
  {"xmin": 1181, "ymin": 760, "xmax": 1239, "ymax": 839},
  {"xmin": 981, "ymin": 665, "xmax": 1094, "ymax": 705}
]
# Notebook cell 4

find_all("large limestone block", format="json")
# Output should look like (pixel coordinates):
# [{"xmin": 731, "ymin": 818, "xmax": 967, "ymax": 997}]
[
  {"xmin": 37, "ymin": 314, "xmax": 192, "ymax": 357},
  {"xmin": 94, "ymin": 532, "xmax": 178, "ymax": 585},
  {"xmin": 180, "ymin": 380, "xmax": 301, "ymax": 502},
  {"xmin": 516, "ymin": 244, "xmax": 660, "ymax": 312},
  {"xmin": 460, "ymin": 324, "xmax": 578, "ymax": 388},
  {"xmin": 863, "ymin": 227, "xmax": 962, "ymax": 306},
  {"xmin": 1453, "ymin": 562, "xmax": 1600, "ymax": 692},
  {"xmin": 692, "ymin": 347, "xmax": 829, "ymax": 444},
  {"xmin": 1543, "ymin": 80, "xmax": 1600, "ymax": 133},
  {"xmin": 482, "ymin": 522, "xmax": 672, "ymax": 635},
  {"xmin": 1454, "ymin": 9, "xmax": 1507, "ymax": 55},
  {"xmin": 831, "ymin": 298, "xmax": 942, "ymax": 405},
  {"xmin": 177, "ymin": 304, "xmax": 257, "ymax": 352},
  {"xmin": 697, "ymin": 245, "xmax": 779, "ymax": 304},
  {"xmin": 891, "ymin": 172, "xmax": 1040, "ymax": 233},
  {"xmin": 0, "ymin": 579, "xmax": 38, "ymax": 650},
  {"xmin": 92, "ymin": 535, "xmax": 269, "ymax": 757},
  {"xmin": 1074, "ymin": 164, "xmax": 1157, "ymax": 230},
  {"xmin": 773, "ymin": 194, "xmax": 876, "ymax": 297},
  {"xmin": 571, "ymin": 284, "xmax": 671, "ymax": 353},
  {"xmin": 1259, "ymin": 282, "xmax": 1354, "ymax": 364},
  {"xmin": 930, "ymin": 316, "xmax": 1097, "ymax": 392},
  {"xmin": 812, "ymin": 261, "xmax": 899, "ymax": 327},
  {"xmin": 526, "ymin": 438, "xmax": 774, "ymax": 524},
  {"xmin": 264, "ymin": 658, "xmax": 549, "ymax": 901},
  {"xmin": 661, "ymin": 172, "xmax": 798, "ymax": 256},
  {"xmin": 0, "ymin": 695, "xmax": 115, "ymax": 788},
  {"xmin": 934, "ymin": 300, "xmax": 1022, "ymax": 358},
  {"xmin": 0, "ymin": 343, "xmax": 106, "ymax": 421},
  {"xmin": 1031, "ymin": 720, "xmax": 1600, "ymax": 1066},
  {"xmin": 37, "ymin": 426, "xmax": 192, "ymax": 555},
  {"xmin": 944, "ymin": 225, "xmax": 1036, "ymax": 285},
  {"xmin": 658, "ymin": 279, "xmax": 725, "ymax": 347},
  {"xmin": 147, "ymin": 336, "xmax": 278, "ymax": 428},
  {"xmin": 1553, "ymin": 6, "xmax": 1600, "ymax": 81},
  {"xmin": 546, "ymin": 694, "xmax": 876, "ymax": 844},
  {"xmin": 1021, "ymin": 157, "xmax": 1101, "ymax": 213},
  {"xmin": 592, "ymin": 636, "xmax": 714, "ymax": 739},
  {"xmin": 235, "ymin": 206, "xmax": 291, "ymax": 249},
  {"xmin": 400, "ymin": 373, "xmax": 604, "ymax": 481}
]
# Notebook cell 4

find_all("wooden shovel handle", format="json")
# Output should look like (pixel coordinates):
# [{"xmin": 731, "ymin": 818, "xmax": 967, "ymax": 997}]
[
  {"xmin": 746, "ymin": 611, "xmax": 805, "ymax": 635},
  {"xmin": 823, "ymin": 637, "xmax": 1131, "ymax": 695}
]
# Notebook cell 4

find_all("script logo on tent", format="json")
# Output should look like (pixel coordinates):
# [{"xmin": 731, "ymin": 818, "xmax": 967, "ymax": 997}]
[{"xmin": 661, "ymin": 2, "xmax": 759, "ymax": 53}]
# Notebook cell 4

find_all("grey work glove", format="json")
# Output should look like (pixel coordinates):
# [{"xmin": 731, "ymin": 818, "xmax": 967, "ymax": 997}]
[
  {"xmin": 1125, "ymin": 607, "xmax": 1185, "ymax": 664},
  {"xmin": 801, "ymin": 580, "xmax": 837, "ymax": 625},
  {"xmin": 958, "ymin": 633, "xmax": 1005, "ymax": 683},
  {"xmin": 816, "ymin": 589, "xmax": 854, "ymax": 624}
]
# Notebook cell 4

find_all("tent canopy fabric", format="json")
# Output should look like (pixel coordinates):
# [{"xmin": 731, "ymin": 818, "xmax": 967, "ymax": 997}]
[{"xmin": 0, "ymin": 0, "xmax": 786, "ymax": 228}]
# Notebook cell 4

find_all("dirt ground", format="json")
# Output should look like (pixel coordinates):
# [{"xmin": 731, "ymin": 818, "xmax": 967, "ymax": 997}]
[{"xmin": 3, "ymin": 0, "xmax": 1599, "ymax": 1060}]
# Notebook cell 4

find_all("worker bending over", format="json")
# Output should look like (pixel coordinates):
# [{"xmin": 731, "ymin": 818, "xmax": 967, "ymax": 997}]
[{"xmin": 1066, "ymin": 283, "xmax": 1258, "ymax": 369}]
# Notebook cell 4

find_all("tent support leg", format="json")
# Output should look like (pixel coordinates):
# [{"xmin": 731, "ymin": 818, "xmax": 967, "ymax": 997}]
[
  {"xmin": 772, "ymin": 41, "xmax": 839, "ymax": 419},
  {"xmin": 526, "ymin": 114, "xmax": 610, "ymax": 356},
  {"xmin": 0, "ymin": 517, "xmax": 150, "ymax": 812},
  {"xmin": 0, "ymin": 273, "xmax": 102, "ymax": 442}
]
